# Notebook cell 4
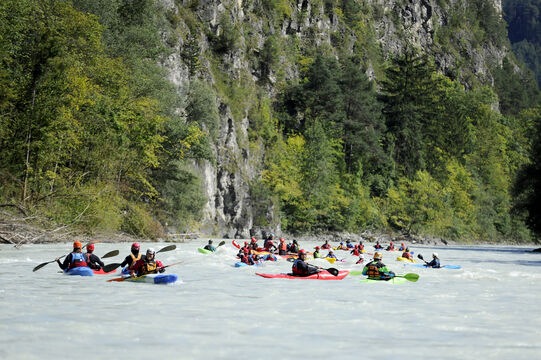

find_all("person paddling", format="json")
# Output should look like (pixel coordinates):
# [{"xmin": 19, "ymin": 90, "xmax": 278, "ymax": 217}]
[
  {"xmin": 120, "ymin": 242, "xmax": 142, "ymax": 271},
  {"xmin": 56, "ymin": 241, "xmax": 89, "ymax": 271},
  {"xmin": 425, "ymin": 253, "xmax": 441, "ymax": 268},
  {"xmin": 362, "ymin": 252, "xmax": 395, "ymax": 280},
  {"xmin": 131, "ymin": 248, "xmax": 165, "ymax": 277},
  {"xmin": 203, "ymin": 240, "xmax": 216, "ymax": 252},
  {"xmin": 85, "ymin": 243, "xmax": 105, "ymax": 270},
  {"xmin": 291, "ymin": 249, "xmax": 320, "ymax": 277}
]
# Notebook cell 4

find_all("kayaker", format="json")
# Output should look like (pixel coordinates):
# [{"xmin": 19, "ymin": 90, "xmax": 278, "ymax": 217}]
[
  {"xmin": 56, "ymin": 241, "xmax": 88, "ymax": 271},
  {"xmin": 288, "ymin": 239, "xmax": 300, "ymax": 254},
  {"xmin": 350, "ymin": 244, "xmax": 361, "ymax": 256},
  {"xmin": 326, "ymin": 249, "xmax": 337, "ymax": 259},
  {"xmin": 203, "ymin": 240, "xmax": 216, "ymax": 252},
  {"xmin": 355, "ymin": 253, "xmax": 365, "ymax": 264},
  {"xmin": 321, "ymin": 240, "xmax": 331, "ymax": 249},
  {"xmin": 399, "ymin": 242, "xmax": 407, "ymax": 251},
  {"xmin": 120, "ymin": 242, "xmax": 142, "ymax": 271},
  {"xmin": 386, "ymin": 241, "xmax": 395, "ymax": 251},
  {"xmin": 131, "ymin": 248, "xmax": 165, "ymax": 277},
  {"xmin": 336, "ymin": 242, "xmax": 348, "ymax": 250},
  {"xmin": 362, "ymin": 252, "xmax": 395, "ymax": 280},
  {"xmin": 313, "ymin": 246, "xmax": 323, "ymax": 258},
  {"xmin": 291, "ymin": 249, "xmax": 320, "ymax": 277},
  {"xmin": 425, "ymin": 253, "xmax": 441, "ymax": 268},
  {"xmin": 278, "ymin": 238, "xmax": 288, "ymax": 255},
  {"xmin": 85, "ymin": 243, "xmax": 105, "ymax": 270},
  {"xmin": 264, "ymin": 236, "xmax": 277, "ymax": 252},
  {"xmin": 401, "ymin": 248, "xmax": 413, "ymax": 260},
  {"xmin": 374, "ymin": 241, "xmax": 383, "ymax": 250},
  {"xmin": 249, "ymin": 237, "xmax": 259, "ymax": 250}
]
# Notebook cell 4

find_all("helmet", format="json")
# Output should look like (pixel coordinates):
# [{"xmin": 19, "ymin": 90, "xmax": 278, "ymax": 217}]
[
  {"xmin": 315, "ymin": 246, "xmax": 320, "ymax": 250},
  {"xmin": 146, "ymin": 248, "xmax": 155, "ymax": 255},
  {"xmin": 87, "ymin": 243, "xmax": 95, "ymax": 252},
  {"xmin": 280, "ymin": 238, "xmax": 285, "ymax": 242},
  {"xmin": 208, "ymin": 240, "xmax": 213, "ymax": 244},
  {"xmin": 340, "ymin": 242, "xmax": 344, "ymax": 245},
  {"xmin": 374, "ymin": 252, "xmax": 383, "ymax": 260},
  {"xmin": 73, "ymin": 241, "xmax": 82, "ymax": 249},
  {"xmin": 432, "ymin": 252, "xmax": 439, "ymax": 258},
  {"xmin": 251, "ymin": 238, "xmax": 256, "ymax": 243},
  {"xmin": 298, "ymin": 249, "xmax": 307, "ymax": 256},
  {"xmin": 131, "ymin": 242, "xmax": 140, "ymax": 251}
]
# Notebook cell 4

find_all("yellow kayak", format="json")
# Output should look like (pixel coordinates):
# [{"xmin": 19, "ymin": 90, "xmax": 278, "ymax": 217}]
[{"xmin": 396, "ymin": 256, "xmax": 416, "ymax": 263}]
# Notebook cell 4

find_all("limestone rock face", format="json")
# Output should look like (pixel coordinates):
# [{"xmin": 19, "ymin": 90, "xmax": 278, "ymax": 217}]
[{"xmin": 160, "ymin": 0, "xmax": 508, "ymax": 237}]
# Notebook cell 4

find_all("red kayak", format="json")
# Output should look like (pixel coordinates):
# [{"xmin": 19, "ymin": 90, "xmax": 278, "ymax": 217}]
[
  {"xmin": 93, "ymin": 268, "xmax": 117, "ymax": 275},
  {"xmin": 256, "ymin": 270, "xmax": 349, "ymax": 280}
]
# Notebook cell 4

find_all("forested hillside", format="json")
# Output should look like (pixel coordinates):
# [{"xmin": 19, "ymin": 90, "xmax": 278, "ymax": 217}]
[{"xmin": 1, "ymin": 0, "xmax": 540, "ymax": 243}]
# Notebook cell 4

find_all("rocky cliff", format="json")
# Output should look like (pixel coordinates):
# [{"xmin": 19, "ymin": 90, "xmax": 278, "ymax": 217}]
[{"xmin": 159, "ymin": 0, "xmax": 509, "ymax": 237}]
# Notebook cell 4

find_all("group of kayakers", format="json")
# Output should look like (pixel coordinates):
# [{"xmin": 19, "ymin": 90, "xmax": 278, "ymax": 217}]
[
  {"xmin": 54, "ymin": 236, "xmax": 442, "ymax": 280},
  {"xmin": 56, "ymin": 241, "xmax": 166, "ymax": 277}
]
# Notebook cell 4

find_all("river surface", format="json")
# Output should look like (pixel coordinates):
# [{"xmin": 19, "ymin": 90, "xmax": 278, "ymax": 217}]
[{"xmin": 1, "ymin": 240, "xmax": 540, "ymax": 359}]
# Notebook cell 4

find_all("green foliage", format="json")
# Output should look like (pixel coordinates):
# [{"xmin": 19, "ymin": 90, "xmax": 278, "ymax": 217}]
[{"xmin": 121, "ymin": 202, "xmax": 165, "ymax": 239}]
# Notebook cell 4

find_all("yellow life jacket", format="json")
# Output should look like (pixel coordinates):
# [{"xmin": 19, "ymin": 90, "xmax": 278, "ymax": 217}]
[{"xmin": 143, "ymin": 260, "xmax": 157, "ymax": 274}]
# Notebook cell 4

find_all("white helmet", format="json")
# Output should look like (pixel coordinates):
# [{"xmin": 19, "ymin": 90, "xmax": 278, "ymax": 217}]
[
  {"xmin": 147, "ymin": 248, "xmax": 155, "ymax": 255},
  {"xmin": 432, "ymin": 252, "xmax": 438, "ymax": 258}
]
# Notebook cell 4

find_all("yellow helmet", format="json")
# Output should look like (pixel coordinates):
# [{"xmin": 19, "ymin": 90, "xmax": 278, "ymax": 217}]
[{"xmin": 373, "ymin": 252, "xmax": 383, "ymax": 260}]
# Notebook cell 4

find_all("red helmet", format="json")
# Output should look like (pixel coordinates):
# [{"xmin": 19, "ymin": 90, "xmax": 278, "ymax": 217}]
[
  {"xmin": 131, "ymin": 242, "xmax": 140, "ymax": 251},
  {"xmin": 298, "ymin": 249, "xmax": 307, "ymax": 256},
  {"xmin": 315, "ymin": 246, "xmax": 320, "ymax": 250},
  {"xmin": 87, "ymin": 243, "xmax": 95, "ymax": 252}
]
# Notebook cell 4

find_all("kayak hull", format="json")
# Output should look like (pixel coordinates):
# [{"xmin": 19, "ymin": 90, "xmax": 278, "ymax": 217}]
[
  {"xmin": 120, "ymin": 274, "xmax": 179, "ymax": 284},
  {"xmin": 256, "ymin": 270, "xmax": 349, "ymax": 280},
  {"xmin": 65, "ymin": 267, "xmax": 94, "ymax": 276},
  {"xmin": 360, "ymin": 277, "xmax": 408, "ymax": 284},
  {"xmin": 396, "ymin": 256, "xmax": 416, "ymax": 263},
  {"xmin": 198, "ymin": 247, "xmax": 213, "ymax": 254},
  {"xmin": 93, "ymin": 268, "xmax": 117, "ymax": 275}
]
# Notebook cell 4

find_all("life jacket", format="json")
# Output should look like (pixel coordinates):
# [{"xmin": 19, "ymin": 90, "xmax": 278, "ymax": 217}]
[
  {"xmin": 321, "ymin": 243, "xmax": 331, "ymax": 249},
  {"xmin": 143, "ymin": 259, "xmax": 158, "ymax": 274},
  {"xmin": 366, "ymin": 261, "xmax": 384, "ymax": 279},
  {"xmin": 68, "ymin": 252, "xmax": 88, "ymax": 269},
  {"xmin": 128, "ymin": 253, "xmax": 142, "ymax": 269},
  {"xmin": 289, "ymin": 243, "xmax": 299, "ymax": 253}
]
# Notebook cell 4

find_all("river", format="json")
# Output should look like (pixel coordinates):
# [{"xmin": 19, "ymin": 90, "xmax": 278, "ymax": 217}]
[{"xmin": 1, "ymin": 240, "xmax": 540, "ymax": 359}]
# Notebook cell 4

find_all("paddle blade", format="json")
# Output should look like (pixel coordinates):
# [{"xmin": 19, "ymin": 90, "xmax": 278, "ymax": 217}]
[
  {"xmin": 217, "ymin": 240, "xmax": 226, "ymax": 247},
  {"xmin": 157, "ymin": 244, "xmax": 176, "ymax": 253},
  {"xmin": 32, "ymin": 261, "xmax": 51, "ymax": 272},
  {"xmin": 326, "ymin": 268, "xmax": 339, "ymax": 276},
  {"xmin": 102, "ymin": 263, "xmax": 122, "ymax": 273},
  {"xmin": 397, "ymin": 273, "xmax": 419, "ymax": 282},
  {"xmin": 417, "ymin": 254, "xmax": 424, "ymax": 260},
  {"xmin": 107, "ymin": 276, "xmax": 128, "ymax": 282},
  {"xmin": 102, "ymin": 250, "xmax": 119, "ymax": 259},
  {"xmin": 326, "ymin": 257, "xmax": 336, "ymax": 264}
]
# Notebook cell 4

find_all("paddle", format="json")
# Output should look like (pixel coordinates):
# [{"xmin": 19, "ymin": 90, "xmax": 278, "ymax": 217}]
[
  {"xmin": 102, "ymin": 244, "xmax": 177, "ymax": 273},
  {"xmin": 101, "ymin": 250, "xmax": 119, "ymax": 259},
  {"xmin": 322, "ymin": 267, "xmax": 339, "ymax": 276},
  {"xmin": 32, "ymin": 242, "xmax": 93, "ymax": 272},
  {"xmin": 417, "ymin": 253, "xmax": 429, "ymax": 265},
  {"xmin": 349, "ymin": 270, "xmax": 419, "ymax": 282},
  {"xmin": 394, "ymin": 273, "xmax": 420, "ymax": 282},
  {"xmin": 107, "ymin": 260, "xmax": 182, "ymax": 282}
]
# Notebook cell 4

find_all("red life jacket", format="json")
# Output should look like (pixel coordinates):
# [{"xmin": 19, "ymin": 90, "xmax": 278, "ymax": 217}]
[{"xmin": 68, "ymin": 252, "xmax": 88, "ymax": 269}]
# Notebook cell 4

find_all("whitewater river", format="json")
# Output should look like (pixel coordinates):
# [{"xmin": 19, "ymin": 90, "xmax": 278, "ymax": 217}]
[{"xmin": 1, "ymin": 240, "xmax": 540, "ymax": 359}]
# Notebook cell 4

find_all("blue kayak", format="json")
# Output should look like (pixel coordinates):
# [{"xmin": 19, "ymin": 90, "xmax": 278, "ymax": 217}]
[
  {"xmin": 411, "ymin": 264, "xmax": 462, "ymax": 270},
  {"xmin": 64, "ymin": 267, "xmax": 94, "ymax": 276},
  {"xmin": 109, "ymin": 273, "xmax": 179, "ymax": 284}
]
